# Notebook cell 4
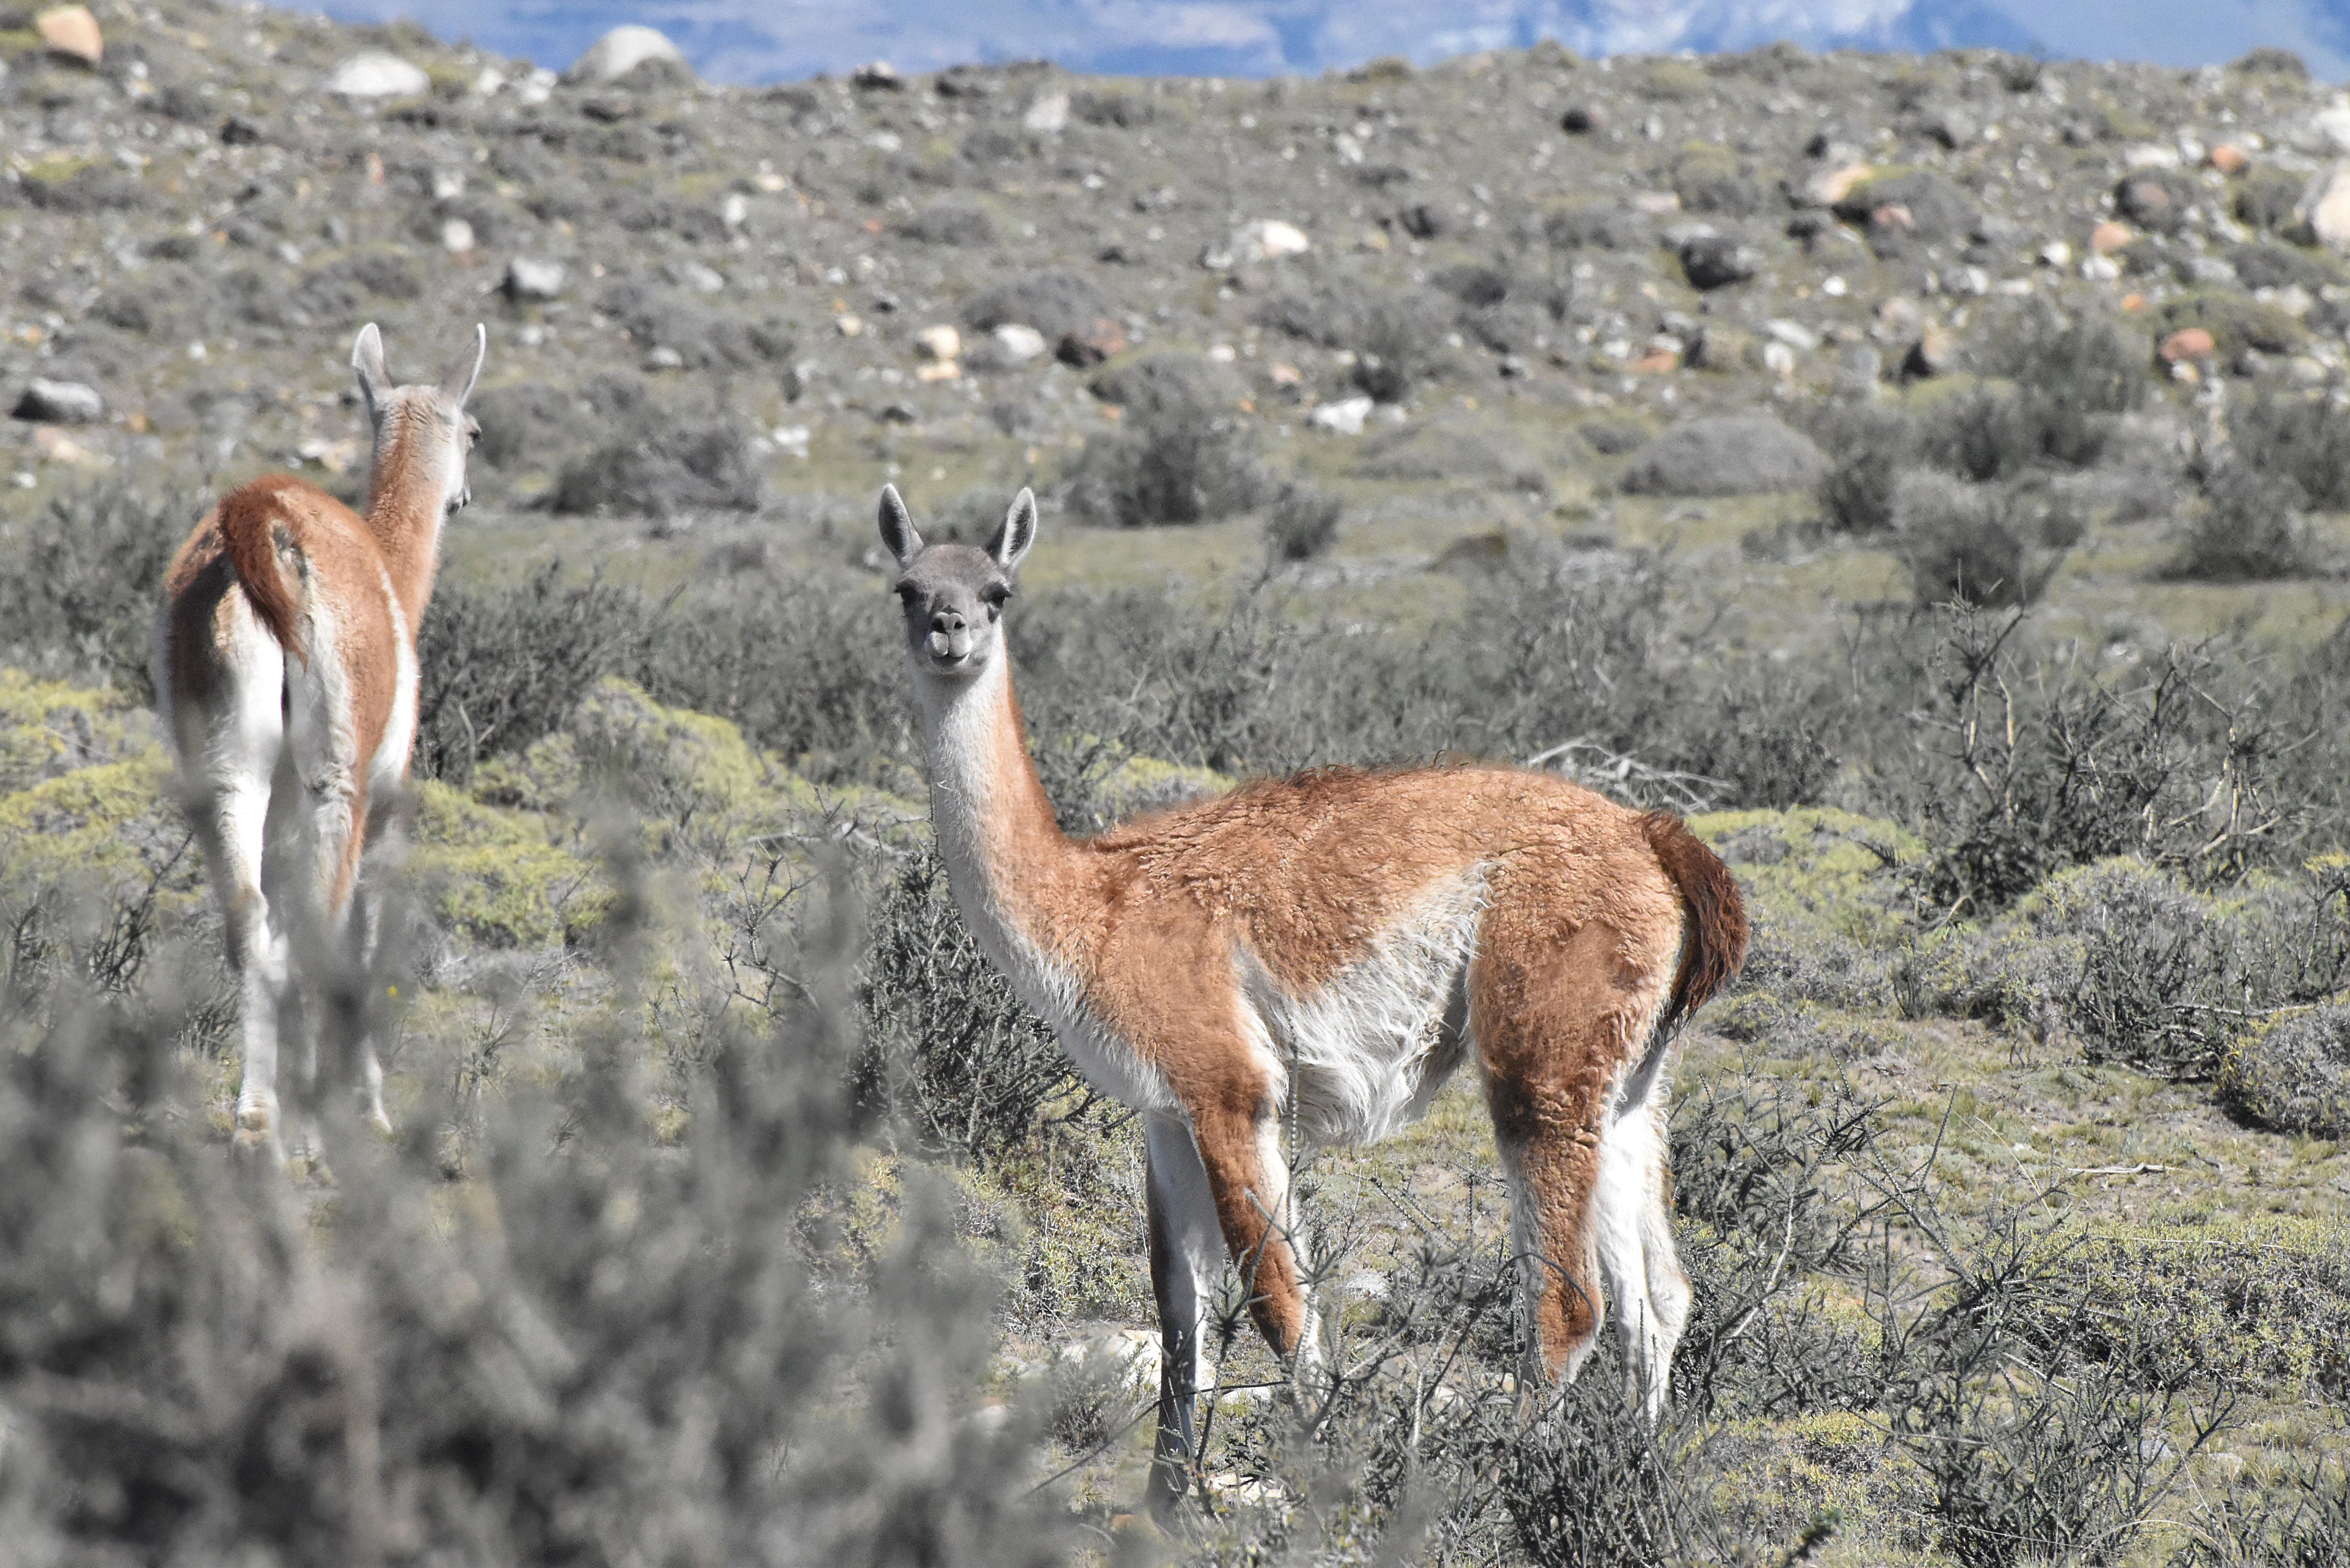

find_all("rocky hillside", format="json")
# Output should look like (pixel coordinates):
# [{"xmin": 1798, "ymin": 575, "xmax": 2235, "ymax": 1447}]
[{"xmin": 4, "ymin": 2, "xmax": 2350, "ymax": 574}]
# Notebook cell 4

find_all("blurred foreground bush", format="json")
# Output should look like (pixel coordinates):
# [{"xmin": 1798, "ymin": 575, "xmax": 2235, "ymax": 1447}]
[{"xmin": 0, "ymin": 865, "xmax": 1067, "ymax": 1566}]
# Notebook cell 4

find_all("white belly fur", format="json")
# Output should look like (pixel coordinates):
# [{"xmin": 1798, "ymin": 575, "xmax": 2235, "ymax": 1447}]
[{"xmin": 1244, "ymin": 868, "xmax": 1485, "ymax": 1149}]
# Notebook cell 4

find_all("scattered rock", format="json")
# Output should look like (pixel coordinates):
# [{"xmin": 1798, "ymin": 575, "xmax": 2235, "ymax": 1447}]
[
  {"xmin": 565, "ymin": 26, "xmax": 687, "ymax": 86},
  {"xmin": 31, "ymin": 426, "xmax": 96, "ymax": 464},
  {"xmin": 440, "ymin": 217, "xmax": 475, "ymax": 254},
  {"xmin": 1233, "ymin": 220, "xmax": 1311, "ymax": 260},
  {"xmin": 2039, "ymin": 239, "xmax": 2073, "ymax": 268},
  {"xmin": 36, "ymin": 5, "xmax": 102, "ymax": 65},
  {"xmin": 1904, "ymin": 324, "xmax": 1962, "ymax": 378},
  {"xmin": 2160, "ymin": 327, "xmax": 2217, "ymax": 363},
  {"xmin": 1679, "ymin": 234, "xmax": 1760, "ymax": 290},
  {"xmin": 1310, "ymin": 395, "xmax": 1374, "ymax": 435},
  {"xmin": 2209, "ymin": 143, "xmax": 2253, "ymax": 176},
  {"xmin": 1055, "ymin": 316, "xmax": 1128, "ymax": 366},
  {"xmin": 1800, "ymin": 162, "xmax": 1873, "ymax": 208},
  {"xmin": 2089, "ymin": 221, "xmax": 2136, "ymax": 255},
  {"xmin": 2116, "ymin": 170, "xmax": 2195, "ymax": 233},
  {"xmin": 504, "ymin": 257, "xmax": 567, "ymax": 302},
  {"xmin": 1560, "ymin": 104, "xmax": 1606, "ymax": 134},
  {"xmin": 1395, "ymin": 202, "xmax": 1453, "ymax": 239},
  {"xmin": 1619, "ymin": 414, "xmax": 1826, "ymax": 497},
  {"xmin": 1022, "ymin": 91, "xmax": 1069, "ymax": 134},
  {"xmin": 328, "ymin": 52, "xmax": 430, "ymax": 99},
  {"xmin": 914, "ymin": 325, "xmax": 961, "ymax": 362},
  {"xmin": 2307, "ymin": 163, "xmax": 2350, "ymax": 251},
  {"xmin": 990, "ymin": 324, "xmax": 1049, "ymax": 364},
  {"xmin": 2313, "ymin": 98, "xmax": 2350, "ymax": 154},
  {"xmin": 13, "ymin": 379, "xmax": 103, "ymax": 424},
  {"xmin": 1833, "ymin": 170, "xmax": 1975, "ymax": 251},
  {"xmin": 1916, "ymin": 106, "xmax": 1976, "ymax": 148},
  {"xmin": 850, "ymin": 61, "xmax": 902, "ymax": 90},
  {"xmin": 219, "ymin": 115, "xmax": 266, "ymax": 146}
]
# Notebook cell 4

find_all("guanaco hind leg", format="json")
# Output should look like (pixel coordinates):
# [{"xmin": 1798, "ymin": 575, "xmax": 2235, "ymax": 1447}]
[{"xmin": 1473, "ymin": 910, "xmax": 1683, "ymax": 1407}]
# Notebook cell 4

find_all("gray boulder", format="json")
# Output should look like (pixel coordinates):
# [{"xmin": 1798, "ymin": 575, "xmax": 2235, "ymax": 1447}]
[
  {"xmin": 1620, "ymin": 415, "xmax": 1826, "ymax": 497},
  {"xmin": 565, "ymin": 26, "xmax": 688, "ymax": 86},
  {"xmin": 504, "ymin": 257, "xmax": 568, "ymax": 302},
  {"xmin": 13, "ymin": 379, "xmax": 103, "ymax": 424}
]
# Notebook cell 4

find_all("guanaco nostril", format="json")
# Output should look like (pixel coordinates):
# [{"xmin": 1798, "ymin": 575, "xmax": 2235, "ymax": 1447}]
[{"xmin": 930, "ymin": 609, "xmax": 965, "ymax": 635}]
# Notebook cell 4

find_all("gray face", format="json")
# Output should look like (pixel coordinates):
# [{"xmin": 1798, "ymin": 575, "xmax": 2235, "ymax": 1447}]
[
  {"xmin": 893, "ymin": 543, "xmax": 1012, "ymax": 676},
  {"xmin": 877, "ymin": 485, "xmax": 1038, "ymax": 679}
]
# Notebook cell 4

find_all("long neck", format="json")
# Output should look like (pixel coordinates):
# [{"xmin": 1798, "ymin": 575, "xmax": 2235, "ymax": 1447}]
[
  {"xmin": 917, "ymin": 654, "xmax": 1090, "ymax": 966},
  {"xmin": 362, "ymin": 416, "xmax": 445, "ymax": 633}
]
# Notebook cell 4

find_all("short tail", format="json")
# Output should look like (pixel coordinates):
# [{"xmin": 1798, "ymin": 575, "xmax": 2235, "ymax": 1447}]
[
  {"xmin": 216, "ymin": 480, "xmax": 308, "ymax": 665},
  {"xmin": 1640, "ymin": 811, "xmax": 1749, "ymax": 1037}
]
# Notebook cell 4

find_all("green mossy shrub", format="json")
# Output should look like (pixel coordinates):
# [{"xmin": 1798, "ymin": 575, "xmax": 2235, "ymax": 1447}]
[
  {"xmin": 0, "ymin": 482, "xmax": 189, "ymax": 698},
  {"xmin": 2165, "ymin": 460, "xmax": 2314, "ymax": 582},
  {"xmin": 2157, "ymin": 289, "xmax": 2307, "ymax": 359},
  {"xmin": 2227, "ymin": 388, "xmax": 2350, "ymax": 511},
  {"xmin": 2041, "ymin": 1221, "xmax": 2350, "ymax": 1399},
  {"xmin": 1977, "ymin": 858, "xmax": 2247, "ymax": 1078},
  {"xmin": 857, "ymin": 848, "xmax": 1111, "ymax": 1167},
  {"xmin": 1263, "ymin": 481, "xmax": 1343, "ymax": 562},
  {"xmin": 2221, "ymin": 997, "xmax": 2350, "ymax": 1138},
  {"xmin": 1807, "ymin": 401, "xmax": 1919, "ymax": 535},
  {"xmin": 1063, "ymin": 354, "xmax": 1269, "ymax": 525}
]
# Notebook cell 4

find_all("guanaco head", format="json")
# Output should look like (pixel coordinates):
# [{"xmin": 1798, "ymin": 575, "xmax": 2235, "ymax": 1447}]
[
  {"xmin": 351, "ymin": 321, "xmax": 486, "ymax": 519},
  {"xmin": 877, "ymin": 485, "xmax": 1037, "ymax": 679}
]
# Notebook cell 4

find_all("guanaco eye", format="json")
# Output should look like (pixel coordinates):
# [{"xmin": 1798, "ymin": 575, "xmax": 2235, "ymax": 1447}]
[
  {"xmin": 464, "ymin": 417, "xmax": 480, "ymax": 448},
  {"xmin": 983, "ymin": 584, "xmax": 1012, "ymax": 609},
  {"xmin": 894, "ymin": 583, "xmax": 921, "ymax": 606}
]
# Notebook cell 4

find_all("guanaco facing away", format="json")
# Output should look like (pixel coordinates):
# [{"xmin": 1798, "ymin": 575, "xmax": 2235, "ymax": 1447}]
[
  {"xmin": 877, "ymin": 485, "xmax": 1748, "ymax": 1514},
  {"xmin": 157, "ymin": 322, "xmax": 484, "ymax": 1163}
]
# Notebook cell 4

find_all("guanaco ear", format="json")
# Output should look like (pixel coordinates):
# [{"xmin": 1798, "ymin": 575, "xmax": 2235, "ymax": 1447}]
[
  {"xmin": 877, "ymin": 484, "xmax": 923, "ymax": 566},
  {"xmin": 991, "ymin": 487, "xmax": 1038, "ymax": 572},
  {"xmin": 439, "ymin": 323, "xmax": 487, "ymax": 407},
  {"xmin": 351, "ymin": 322, "xmax": 389, "ymax": 421}
]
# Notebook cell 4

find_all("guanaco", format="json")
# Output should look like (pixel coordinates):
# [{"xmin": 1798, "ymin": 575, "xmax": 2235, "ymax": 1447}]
[
  {"xmin": 876, "ymin": 485, "xmax": 1747, "ymax": 1513},
  {"xmin": 156, "ymin": 322, "xmax": 483, "ymax": 1162}
]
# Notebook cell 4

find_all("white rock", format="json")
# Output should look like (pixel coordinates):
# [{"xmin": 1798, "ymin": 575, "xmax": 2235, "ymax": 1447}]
[
  {"xmin": 992, "ymin": 324, "xmax": 1048, "ymax": 364},
  {"xmin": 915, "ymin": 324, "xmax": 961, "ymax": 361},
  {"xmin": 1762, "ymin": 341, "xmax": 1798, "ymax": 377},
  {"xmin": 474, "ymin": 66, "xmax": 506, "ymax": 96},
  {"xmin": 2082, "ymin": 255, "xmax": 2122, "ymax": 281},
  {"xmin": 722, "ymin": 193, "xmax": 748, "ymax": 229},
  {"xmin": 2314, "ymin": 97, "xmax": 2350, "ymax": 153},
  {"xmin": 566, "ymin": 25, "xmax": 686, "ymax": 85},
  {"xmin": 1022, "ymin": 91, "xmax": 1069, "ymax": 134},
  {"xmin": 328, "ymin": 52, "xmax": 430, "ymax": 99},
  {"xmin": 517, "ymin": 67, "xmax": 556, "ymax": 106},
  {"xmin": 1057, "ymin": 1329, "xmax": 1160, "ymax": 1393},
  {"xmin": 432, "ymin": 168, "xmax": 465, "ymax": 201},
  {"xmin": 2039, "ymin": 239, "xmax": 2072, "ymax": 268},
  {"xmin": 1235, "ymin": 219, "xmax": 1310, "ymax": 260},
  {"xmin": 1310, "ymin": 395, "xmax": 1374, "ymax": 435},
  {"xmin": 12, "ymin": 378, "xmax": 103, "ymax": 423},
  {"xmin": 678, "ymin": 261, "xmax": 725, "ymax": 294},
  {"xmin": 2309, "ymin": 162, "xmax": 2350, "ymax": 251},
  {"xmin": 773, "ymin": 425, "xmax": 811, "ymax": 458},
  {"xmin": 504, "ymin": 257, "xmax": 567, "ymax": 301},
  {"xmin": 2123, "ymin": 142, "xmax": 2182, "ymax": 170},
  {"xmin": 439, "ymin": 217, "xmax": 475, "ymax": 254},
  {"xmin": 1765, "ymin": 318, "xmax": 1819, "ymax": 351}
]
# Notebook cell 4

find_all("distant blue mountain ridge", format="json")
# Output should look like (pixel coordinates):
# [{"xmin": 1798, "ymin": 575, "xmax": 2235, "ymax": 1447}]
[{"xmin": 307, "ymin": 0, "xmax": 2345, "ymax": 85}]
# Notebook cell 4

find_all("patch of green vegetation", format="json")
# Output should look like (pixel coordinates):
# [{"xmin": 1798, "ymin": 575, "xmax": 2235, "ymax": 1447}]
[
  {"xmin": 1691, "ymin": 807, "xmax": 1920, "ymax": 949},
  {"xmin": 408, "ymin": 780, "xmax": 607, "ymax": 949}
]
